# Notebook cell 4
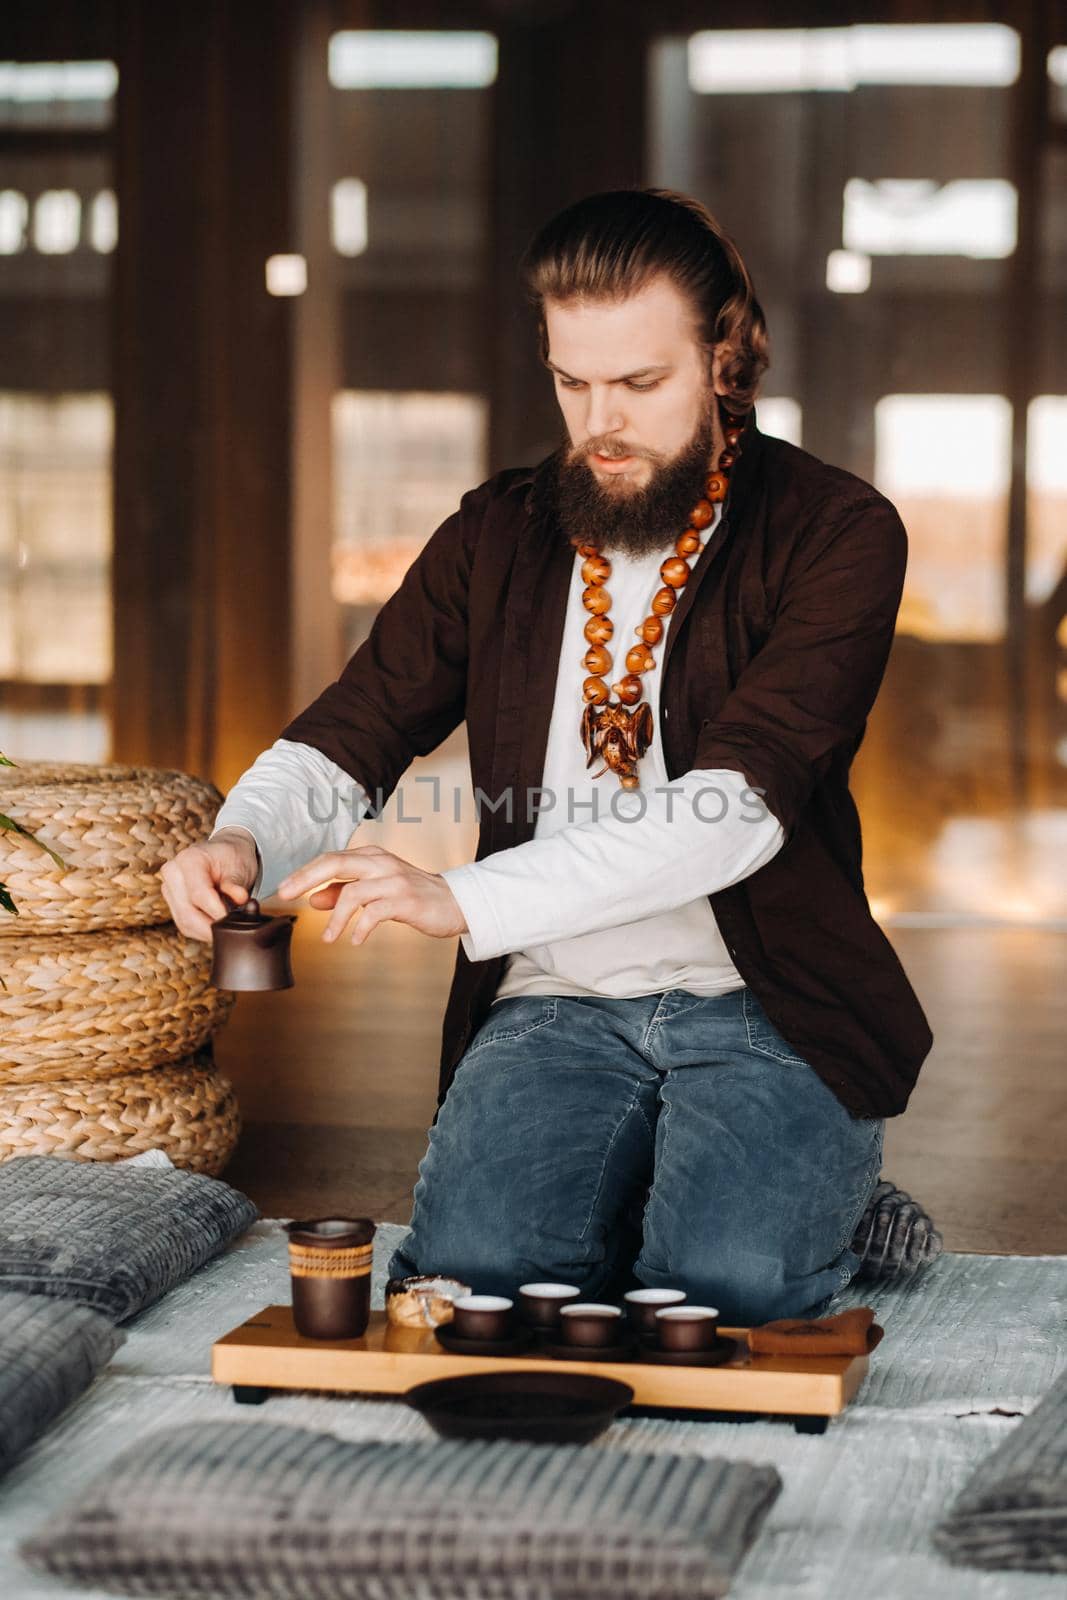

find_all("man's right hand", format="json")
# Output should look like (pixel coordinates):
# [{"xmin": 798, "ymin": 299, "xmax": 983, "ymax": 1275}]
[{"xmin": 159, "ymin": 827, "xmax": 260, "ymax": 941}]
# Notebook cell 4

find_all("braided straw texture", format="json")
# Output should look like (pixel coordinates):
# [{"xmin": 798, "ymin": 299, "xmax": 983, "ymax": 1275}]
[
  {"xmin": 0, "ymin": 763, "xmax": 221, "ymax": 936},
  {"xmin": 0, "ymin": 1056, "xmax": 240, "ymax": 1175},
  {"xmin": 0, "ymin": 925, "xmax": 234, "ymax": 1083},
  {"xmin": 289, "ymin": 1241, "xmax": 374, "ymax": 1278}
]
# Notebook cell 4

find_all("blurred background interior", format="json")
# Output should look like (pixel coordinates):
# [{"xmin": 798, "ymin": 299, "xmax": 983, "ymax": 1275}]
[{"xmin": 1, "ymin": 1, "xmax": 1065, "ymax": 1245}]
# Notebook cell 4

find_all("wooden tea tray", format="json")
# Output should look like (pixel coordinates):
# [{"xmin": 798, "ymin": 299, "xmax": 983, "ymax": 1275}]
[{"xmin": 212, "ymin": 1307, "xmax": 871, "ymax": 1433}]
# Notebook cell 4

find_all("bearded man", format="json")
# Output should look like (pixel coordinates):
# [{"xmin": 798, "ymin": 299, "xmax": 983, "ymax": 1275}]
[{"xmin": 162, "ymin": 188, "xmax": 932, "ymax": 1323}]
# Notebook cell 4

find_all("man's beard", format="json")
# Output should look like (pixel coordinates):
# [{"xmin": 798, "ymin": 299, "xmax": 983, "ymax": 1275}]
[{"xmin": 549, "ymin": 400, "xmax": 718, "ymax": 558}]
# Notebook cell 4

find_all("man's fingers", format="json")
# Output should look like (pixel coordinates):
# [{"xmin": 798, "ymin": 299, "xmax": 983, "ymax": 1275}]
[
  {"xmin": 162, "ymin": 878, "xmax": 216, "ymax": 941},
  {"xmin": 182, "ymin": 908, "xmax": 216, "ymax": 941},
  {"xmin": 163, "ymin": 866, "xmax": 233, "ymax": 940},
  {"xmin": 309, "ymin": 885, "xmax": 342, "ymax": 910},
  {"xmin": 321, "ymin": 877, "xmax": 397, "ymax": 944},
  {"xmin": 350, "ymin": 901, "xmax": 393, "ymax": 945},
  {"xmin": 195, "ymin": 881, "xmax": 232, "ymax": 925},
  {"xmin": 322, "ymin": 880, "xmax": 371, "ymax": 944},
  {"xmin": 277, "ymin": 853, "xmax": 356, "ymax": 900},
  {"xmin": 159, "ymin": 841, "xmax": 257, "ymax": 943},
  {"xmin": 277, "ymin": 845, "xmax": 384, "ymax": 901}
]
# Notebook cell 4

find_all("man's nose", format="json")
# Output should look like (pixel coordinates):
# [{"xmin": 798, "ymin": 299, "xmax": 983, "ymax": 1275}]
[{"xmin": 583, "ymin": 388, "xmax": 626, "ymax": 440}]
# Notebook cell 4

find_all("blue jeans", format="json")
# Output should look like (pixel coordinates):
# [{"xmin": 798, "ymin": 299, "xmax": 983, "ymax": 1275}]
[{"xmin": 388, "ymin": 987, "xmax": 885, "ymax": 1324}]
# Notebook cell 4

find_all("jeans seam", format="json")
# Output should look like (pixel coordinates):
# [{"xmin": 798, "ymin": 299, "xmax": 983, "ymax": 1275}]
[
  {"xmin": 639, "ymin": 992, "xmax": 672, "ymax": 1057},
  {"xmin": 829, "ymin": 1125, "xmax": 885, "ymax": 1258},
  {"xmin": 576, "ymin": 1084, "xmax": 648, "ymax": 1245},
  {"xmin": 638, "ymin": 1089, "xmax": 675, "ymax": 1277}
]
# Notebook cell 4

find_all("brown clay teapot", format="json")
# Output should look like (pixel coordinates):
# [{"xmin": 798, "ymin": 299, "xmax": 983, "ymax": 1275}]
[{"xmin": 210, "ymin": 894, "xmax": 296, "ymax": 991}]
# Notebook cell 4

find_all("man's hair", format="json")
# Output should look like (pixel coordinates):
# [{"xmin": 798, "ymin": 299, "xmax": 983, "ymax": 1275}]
[{"xmin": 520, "ymin": 188, "xmax": 769, "ymax": 409}]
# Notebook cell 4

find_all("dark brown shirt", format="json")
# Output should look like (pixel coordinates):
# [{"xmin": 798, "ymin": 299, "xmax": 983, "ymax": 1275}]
[{"xmin": 282, "ymin": 410, "xmax": 933, "ymax": 1118}]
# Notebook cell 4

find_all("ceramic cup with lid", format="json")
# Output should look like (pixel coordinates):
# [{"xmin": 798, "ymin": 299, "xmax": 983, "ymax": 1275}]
[
  {"xmin": 286, "ymin": 1217, "xmax": 375, "ymax": 1339},
  {"xmin": 210, "ymin": 894, "xmax": 297, "ymax": 991}
]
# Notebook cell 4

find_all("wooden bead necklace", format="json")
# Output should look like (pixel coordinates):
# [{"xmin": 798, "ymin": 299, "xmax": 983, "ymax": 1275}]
[{"xmin": 573, "ymin": 411, "xmax": 746, "ymax": 790}]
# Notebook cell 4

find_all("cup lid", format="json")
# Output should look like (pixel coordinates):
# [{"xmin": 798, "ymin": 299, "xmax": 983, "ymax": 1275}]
[
  {"xmin": 285, "ymin": 1217, "xmax": 374, "ymax": 1247},
  {"xmin": 562, "ymin": 1303, "xmax": 621, "ymax": 1316},
  {"xmin": 213, "ymin": 896, "xmax": 296, "ymax": 932},
  {"xmin": 624, "ymin": 1288, "xmax": 686, "ymax": 1304},
  {"xmin": 656, "ymin": 1304, "xmax": 720, "ymax": 1320}
]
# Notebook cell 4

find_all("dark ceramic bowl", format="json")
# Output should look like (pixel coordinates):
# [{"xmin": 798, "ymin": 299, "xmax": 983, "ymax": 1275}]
[
  {"xmin": 405, "ymin": 1370, "xmax": 634, "ymax": 1444},
  {"xmin": 517, "ymin": 1282, "xmax": 582, "ymax": 1330},
  {"xmin": 654, "ymin": 1305, "xmax": 720, "ymax": 1352},
  {"xmin": 623, "ymin": 1287, "xmax": 687, "ymax": 1337},
  {"xmin": 559, "ymin": 1303, "xmax": 625, "ymax": 1348},
  {"xmin": 451, "ymin": 1295, "xmax": 514, "ymax": 1341}
]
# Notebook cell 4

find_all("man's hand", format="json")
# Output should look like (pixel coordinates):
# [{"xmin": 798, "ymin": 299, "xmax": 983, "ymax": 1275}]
[
  {"xmin": 159, "ymin": 827, "xmax": 260, "ymax": 941},
  {"xmin": 276, "ymin": 841, "xmax": 469, "ymax": 946}
]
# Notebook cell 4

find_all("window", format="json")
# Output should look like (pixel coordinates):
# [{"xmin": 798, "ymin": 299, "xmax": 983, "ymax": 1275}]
[
  {"xmin": 332, "ymin": 391, "xmax": 487, "ymax": 645},
  {"xmin": 874, "ymin": 395, "xmax": 1011, "ymax": 642}
]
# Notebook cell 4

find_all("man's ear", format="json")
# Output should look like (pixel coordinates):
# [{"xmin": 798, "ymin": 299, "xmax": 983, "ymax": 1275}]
[{"xmin": 711, "ymin": 340, "xmax": 736, "ymax": 398}]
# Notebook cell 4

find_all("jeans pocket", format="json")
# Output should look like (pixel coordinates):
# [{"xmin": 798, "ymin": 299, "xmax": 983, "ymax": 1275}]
[
  {"xmin": 741, "ymin": 988, "xmax": 809, "ymax": 1066},
  {"xmin": 463, "ymin": 997, "xmax": 559, "ymax": 1056}
]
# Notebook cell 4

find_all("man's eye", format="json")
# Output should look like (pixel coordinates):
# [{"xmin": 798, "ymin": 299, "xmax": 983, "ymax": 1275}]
[{"xmin": 556, "ymin": 377, "xmax": 660, "ymax": 391}]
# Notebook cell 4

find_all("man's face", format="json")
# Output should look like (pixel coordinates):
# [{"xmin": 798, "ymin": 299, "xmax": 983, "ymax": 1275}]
[{"xmin": 544, "ymin": 273, "xmax": 728, "ymax": 555}]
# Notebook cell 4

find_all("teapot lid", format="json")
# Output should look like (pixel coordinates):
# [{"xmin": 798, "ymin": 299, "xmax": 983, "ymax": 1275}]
[{"xmin": 213, "ymin": 896, "xmax": 272, "ymax": 929}]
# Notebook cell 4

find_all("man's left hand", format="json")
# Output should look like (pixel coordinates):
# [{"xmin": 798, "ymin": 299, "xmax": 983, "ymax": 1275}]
[{"xmin": 276, "ymin": 843, "xmax": 468, "ymax": 946}]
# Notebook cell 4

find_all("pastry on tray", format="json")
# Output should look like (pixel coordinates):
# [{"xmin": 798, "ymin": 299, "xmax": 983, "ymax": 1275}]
[{"xmin": 385, "ymin": 1275, "xmax": 471, "ymax": 1329}]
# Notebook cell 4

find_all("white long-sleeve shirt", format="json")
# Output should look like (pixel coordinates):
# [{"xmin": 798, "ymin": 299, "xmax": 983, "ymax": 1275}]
[{"xmin": 211, "ymin": 504, "xmax": 786, "ymax": 999}]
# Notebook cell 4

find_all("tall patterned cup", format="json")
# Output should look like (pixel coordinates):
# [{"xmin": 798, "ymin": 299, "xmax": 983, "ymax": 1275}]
[{"xmin": 286, "ymin": 1217, "xmax": 375, "ymax": 1339}]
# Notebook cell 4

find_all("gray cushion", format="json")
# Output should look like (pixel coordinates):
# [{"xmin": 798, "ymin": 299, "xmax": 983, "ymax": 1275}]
[
  {"xmin": 0, "ymin": 1289, "xmax": 123, "ymax": 1477},
  {"xmin": 0, "ymin": 1155, "xmax": 259, "ymax": 1323},
  {"xmin": 20, "ymin": 1419, "xmax": 782, "ymax": 1598},
  {"xmin": 934, "ymin": 1367, "xmax": 1067, "ymax": 1571}
]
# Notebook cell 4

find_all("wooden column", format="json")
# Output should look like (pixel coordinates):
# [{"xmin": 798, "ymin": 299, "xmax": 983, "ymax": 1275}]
[
  {"xmin": 487, "ymin": 5, "xmax": 649, "ymax": 469},
  {"xmin": 111, "ymin": 1, "xmax": 296, "ymax": 791},
  {"xmin": 290, "ymin": 0, "xmax": 346, "ymax": 716}
]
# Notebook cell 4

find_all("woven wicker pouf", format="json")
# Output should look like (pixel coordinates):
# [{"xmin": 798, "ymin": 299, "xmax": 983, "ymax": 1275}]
[
  {"xmin": 0, "ymin": 925, "xmax": 235, "ymax": 1084},
  {"xmin": 0, "ymin": 1054, "xmax": 241, "ymax": 1175},
  {"xmin": 0, "ymin": 760, "xmax": 241, "ymax": 1174},
  {"xmin": 0, "ymin": 762, "xmax": 222, "ymax": 937}
]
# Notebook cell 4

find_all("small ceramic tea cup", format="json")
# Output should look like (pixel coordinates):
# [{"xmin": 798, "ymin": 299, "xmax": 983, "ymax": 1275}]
[
  {"xmin": 518, "ymin": 1282, "xmax": 582, "ymax": 1330},
  {"xmin": 559, "ymin": 1303, "xmax": 625, "ymax": 1348},
  {"xmin": 451, "ymin": 1295, "xmax": 514, "ymax": 1341},
  {"xmin": 624, "ymin": 1287, "xmax": 687, "ymax": 1337},
  {"xmin": 655, "ymin": 1305, "xmax": 720, "ymax": 1352}
]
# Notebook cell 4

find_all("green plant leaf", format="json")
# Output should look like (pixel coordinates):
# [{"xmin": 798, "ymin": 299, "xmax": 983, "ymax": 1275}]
[
  {"xmin": 0, "ymin": 881, "xmax": 17, "ymax": 915},
  {"xmin": 0, "ymin": 752, "xmax": 15, "ymax": 767},
  {"xmin": 0, "ymin": 813, "xmax": 68, "ymax": 871}
]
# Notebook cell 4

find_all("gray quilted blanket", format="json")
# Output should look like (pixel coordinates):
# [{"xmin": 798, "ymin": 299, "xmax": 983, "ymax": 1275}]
[
  {"xmin": 935, "ymin": 1366, "xmax": 1067, "ymax": 1571},
  {"xmin": 20, "ymin": 1419, "xmax": 782, "ymax": 1599},
  {"xmin": 0, "ymin": 1155, "xmax": 259, "ymax": 1322}
]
